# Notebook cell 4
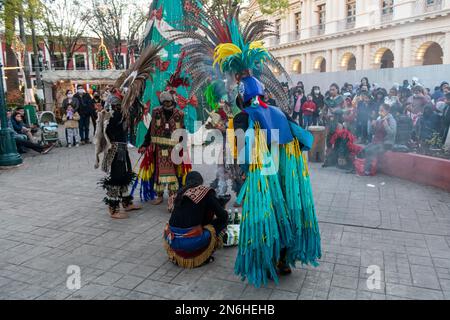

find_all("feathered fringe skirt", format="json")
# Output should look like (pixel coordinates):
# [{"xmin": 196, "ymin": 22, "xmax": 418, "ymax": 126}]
[
  {"xmin": 163, "ymin": 224, "xmax": 222, "ymax": 269},
  {"xmin": 234, "ymin": 127, "xmax": 321, "ymax": 288}
]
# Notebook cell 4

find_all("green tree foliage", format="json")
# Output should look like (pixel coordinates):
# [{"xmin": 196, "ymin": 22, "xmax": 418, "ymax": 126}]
[
  {"xmin": 209, "ymin": 0, "xmax": 289, "ymax": 14},
  {"xmin": 256, "ymin": 0, "xmax": 289, "ymax": 14}
]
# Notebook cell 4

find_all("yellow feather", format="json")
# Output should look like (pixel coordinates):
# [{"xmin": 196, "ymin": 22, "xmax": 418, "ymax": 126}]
[
  {"xmin": 213, "ymin": 43, "xmax": 242, "ymax": 69},
  {"xmin": 249, "ymin": 41, "xmax": 267, "ymax": 51}
]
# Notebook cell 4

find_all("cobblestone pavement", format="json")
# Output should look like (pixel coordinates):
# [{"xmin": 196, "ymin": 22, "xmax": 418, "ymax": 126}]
[{"xmin": 1, "ymin": 143, "xmax": 450, "ymax": 300}]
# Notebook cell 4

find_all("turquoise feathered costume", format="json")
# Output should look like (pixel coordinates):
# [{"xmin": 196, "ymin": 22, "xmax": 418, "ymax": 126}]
[
  {"xmin": 170, "ymin": 0, "xmax": 321, "ymax": 287},
  {"xmin": 212, "ymin": 19, "xmax": 321, "ymax": 288}
]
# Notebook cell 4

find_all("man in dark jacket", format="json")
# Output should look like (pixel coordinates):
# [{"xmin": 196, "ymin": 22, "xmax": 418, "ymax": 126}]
[{"xmin": 73, "ymin": 84, "xmax": 94, "ymax": 144}]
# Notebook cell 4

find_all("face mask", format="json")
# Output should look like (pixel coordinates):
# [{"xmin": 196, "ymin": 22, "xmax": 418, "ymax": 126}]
[
  {"xmin": 67, "ymin": 94, "xmax": 73, "ymax": 99},
  {"xmin": 77, "ymin": 89, "xmax": 85, "ymax": 94},
  {"xmin": 314, "ymin": 90, "xmax": 320, "ymax": 95}
]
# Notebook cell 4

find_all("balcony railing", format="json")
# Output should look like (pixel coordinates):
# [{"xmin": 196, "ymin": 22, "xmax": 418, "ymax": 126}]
[
  {"xmin": 265, "ymin": 36, "xmax": 280, "ymax": 47},
  {"xmin": 287, "ymin": 31, "xmax": 302, "ymax": 42},
  {"xmin": 380, "ymin": 11, "xmax": 394, "ymax": 23},
  {"xmin": 311, "ymin": 24, "xmax": 325, "ymax": 37},
  {"xmin": 337, "ymin": 18, "xmax": 356, "ymax": 31},
  {"xmin": 415, "ymin": 0, "xmax": 443, "ymax": 14}
]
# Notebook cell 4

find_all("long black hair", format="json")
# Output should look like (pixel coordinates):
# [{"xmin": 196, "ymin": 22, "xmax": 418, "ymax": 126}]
[{"xmin": 174, "ymin": 171, "xmax": 204, "ymax": 207}]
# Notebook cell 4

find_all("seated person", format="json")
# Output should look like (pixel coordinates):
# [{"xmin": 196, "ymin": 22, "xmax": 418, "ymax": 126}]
[
  {"xmin": 6, "ymin": 110, "xmax": 54, "ymax": 154},
  {"xmin": 164, "ymin": 171, "xmax": 228, "ymax": 268},
  {"xmin": 360, "ymin": 103, "xmax": 397, "ymax": 175},
  {"xmin": 11, "ymin": 111, "xmax": 34, "ymax": 141},
  {"xmin": 15, "ymin": 106, "xmax": 39, "ymax": 134},
  {"xmin": 416, "ymin": 103, "xmax": 442, "ymax": 151}
]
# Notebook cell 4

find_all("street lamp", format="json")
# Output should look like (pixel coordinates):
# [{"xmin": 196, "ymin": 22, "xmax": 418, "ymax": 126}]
[{"xmin": 0, "ymin": 63, "xmax": 23, "ymax": 167}]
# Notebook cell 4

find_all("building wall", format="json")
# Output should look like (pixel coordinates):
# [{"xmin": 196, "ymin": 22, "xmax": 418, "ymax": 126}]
[{"xmin": 245, "ymin": 0, "xmax": 450, "ymax": 75}]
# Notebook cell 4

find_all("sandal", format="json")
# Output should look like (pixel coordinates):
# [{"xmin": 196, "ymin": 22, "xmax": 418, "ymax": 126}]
[
  {"xmin": 123, "ymin": 203, "xmax": 142, "ymax": 212},
  {"xmin": 151, "ymin": 197, "xmax": 163, "ymax": 205},
  {"xmin": 109, "ymin": 207, "xmax": 128, "ymax": 219},
  {"xmin": 110, "ymin": 212, "xmax": 129, "ymax": 219}
]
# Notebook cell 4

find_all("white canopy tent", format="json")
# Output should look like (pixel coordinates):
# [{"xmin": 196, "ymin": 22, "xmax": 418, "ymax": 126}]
[
  {"xmin": 41, "ymin": 70, "xmax": 124, "ymax": 111},
  {"xmin": 41, "ymin": 70, "xmax": 123, "ymax": 84}
]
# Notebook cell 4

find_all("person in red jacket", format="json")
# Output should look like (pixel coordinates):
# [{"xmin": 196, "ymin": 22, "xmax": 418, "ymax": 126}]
[{"xmin": 302, "ymin": 94, "xmax": 317, "ymax": 128}]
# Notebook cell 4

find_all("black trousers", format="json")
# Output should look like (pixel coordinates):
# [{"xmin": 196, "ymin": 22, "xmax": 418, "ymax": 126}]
[
  {"xmin": 79, "ymin": 115, "xmax": 90, "ymax": 142},
  {"xmin": 16, "ymin": 139, "xmax": 45, "ymax": 153},
  {"xmin": 91, "ymin": 112, "xmax": 98, "ymax": 135}
]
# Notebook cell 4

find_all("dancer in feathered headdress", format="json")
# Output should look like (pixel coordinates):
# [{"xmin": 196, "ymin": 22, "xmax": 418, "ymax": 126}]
[
  {"xmin": 95, "ymin": 44, "xmax": 165, "ymax": 219},
  {"xmin": 133, "ymin": 51, "xmax": 192, "ymax": 207},
  {"xmin": 173, "ymin": 0, "xmax": 321, "ymax": 288},
  {"xmin": 170, "ymin": 0, "xmax": 291, "ymax": 113}
]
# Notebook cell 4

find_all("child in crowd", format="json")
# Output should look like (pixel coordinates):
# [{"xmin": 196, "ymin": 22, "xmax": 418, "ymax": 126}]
[
  {"xmin": 301, "ymin": 94, "xmax": 317, "ymax": 128},
  {"xmin": 63, "ymin": 105, "xmax": 80, "ymax": 147},
  {"xmin": 343, "ymin": 94, "xmax": 356, "ymax": 134}
]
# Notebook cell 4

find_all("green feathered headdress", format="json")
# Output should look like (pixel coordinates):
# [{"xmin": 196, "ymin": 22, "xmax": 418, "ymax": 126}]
[
  {"xmin": 213, "ymin": 19, "xmax": 271, "ymax": 74},
  {"xmin": 204, "ymin": 80, "xmax": 228, "ymax": 111}
]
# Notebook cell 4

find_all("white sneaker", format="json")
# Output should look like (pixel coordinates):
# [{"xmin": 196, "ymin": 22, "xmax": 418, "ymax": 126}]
[
  {"xmin": 68, "ymin": 144, "xmax": 72, "ymax": 148},
  {"xmin": 75, "ymin": 144, "xmax": 80, "ymax": 147}
]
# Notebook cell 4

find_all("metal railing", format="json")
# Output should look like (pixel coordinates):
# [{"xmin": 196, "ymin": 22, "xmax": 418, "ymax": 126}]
[
  {"xmin": 380, "ymin": 11, "xmax": 394, "ymax": 23},
  {"xmin": 337, "ymin": 18, "xmax": 356, "ymax": 32},
  {"xmin": 415, "ymin": 0, "xmax": 443, "ymax": 14},
  {"xmin": 265, "ymin": 36, "xmax": 280, "ymax": 47},
  {"xmin": 310, "ymin": 24, "xmax": 325, "ymax": 37},
  {"xmin": 287, "ymin": 31, "xmax": 302, "ymax": 42}
]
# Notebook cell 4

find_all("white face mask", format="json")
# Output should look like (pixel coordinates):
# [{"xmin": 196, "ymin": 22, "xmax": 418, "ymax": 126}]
[
  {"xmin": 67, "ymin": 94, "xmax": 73, "ymax": 99},
  {"xmin": 77, "ymin": 89, "xmax": 85, "ymax": 94},
  {"xmin": 314, "ymin": 90, "xmax": 320, "ymax": 95}
]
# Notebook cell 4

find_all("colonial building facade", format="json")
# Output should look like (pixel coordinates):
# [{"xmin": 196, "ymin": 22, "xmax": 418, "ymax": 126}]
[{"xmin": 244, "ymin": 0, "xmax": 450, "ymax": 76}]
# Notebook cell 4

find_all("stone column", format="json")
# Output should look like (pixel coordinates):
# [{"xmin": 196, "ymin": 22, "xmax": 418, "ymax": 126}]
[
  {"xmin": 394, "ymin": 0, "xmax": 415, "ymax": 20},
  {"xmin": 87, "ymin": 41, "xmax": 93, "ymax": 71},
  {"xmin": 284, "ymin": 56, "xmax": 290, "ymax": 72},
  {"xmin": 394, "ymin": 39, "xmax": 403, "ymax": 68},
  {"xmin": 444, "ymin": 32, "xmax": 450, "ymax": 64},
  {"xmin": 369, "ymin": 0, "xmax": 381, "ymax": 26},
  {"xmin": 280, "ymin": 18, "xmax": 289, "ymax": 44},
  {"xmin": 331, "ymin": 49, "xmax": 339, "ymax": 72},
  {"xmin": 355, "ymin": 0, "xmax": 370, "ymax": 28},
  {"xmin": 363, "ymin": 43, "xmax": 371, "ymax": 69},
  {"xmin": 301, "ymin": 0, "xmax": 311, "ymax": 39},
  {"xmin": 403, "ymin": 37, "xmax": 412, "ymax": 67},
  {"xmin": 326, "ymin": 49, "xmax": 332, "ymax": 72},
  {"xmin": 306, "ymin": 52, "xmax": 312, "ymax": 73},
  {"xmin": 325, "ymin": 0, "xmax": 337, "ymax": 34},
  {"xmin": 443, "ymin": 0, "xmax": 450, "ymax": 10},
  {"xmin": 300, "ymin": 54, "xmax": 307, "ymax": 74},
  {"xmin": 356, "ymin": 45, "xmax": 364, "ymax": 70}
]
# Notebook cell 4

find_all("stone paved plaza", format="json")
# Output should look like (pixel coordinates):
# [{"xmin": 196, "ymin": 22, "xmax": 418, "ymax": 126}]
[{"xmin": 1, "ymin": 143, "xmax": 450, "ymax": 300}]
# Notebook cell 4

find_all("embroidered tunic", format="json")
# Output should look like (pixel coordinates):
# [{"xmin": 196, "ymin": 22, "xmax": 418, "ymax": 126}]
[{"xmin": 142, "ymin": 106, "xmax": 185, "ymax": 193}]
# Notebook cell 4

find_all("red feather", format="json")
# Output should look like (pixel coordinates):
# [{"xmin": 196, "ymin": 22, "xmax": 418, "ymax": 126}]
[{"xmin": 167, "ymin": 51, "xmax": 190, "ymax": 88}]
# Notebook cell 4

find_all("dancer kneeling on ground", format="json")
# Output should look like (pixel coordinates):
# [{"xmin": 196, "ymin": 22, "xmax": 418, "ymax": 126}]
[{"xmin": 163, "ymin": 171, "xmax": 228, "ymax": 268}]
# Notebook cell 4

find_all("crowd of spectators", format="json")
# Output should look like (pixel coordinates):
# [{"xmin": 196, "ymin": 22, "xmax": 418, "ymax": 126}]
[{"xmin": 275, "ymin": 77, "xmax": 450, "ymax": 156}]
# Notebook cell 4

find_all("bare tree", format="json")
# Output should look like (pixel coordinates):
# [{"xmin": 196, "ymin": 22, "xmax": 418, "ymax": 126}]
[
  {"xmin": 39, "ymin": 0, "xmax": 91, "ymax": 70},
  {"xmin": 89, "ymin": 0, "xmax": 147, "ymax": 69},
  {"xmin": 1, "ymin": 0, "xmax": 23, "ymax": 94}
]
